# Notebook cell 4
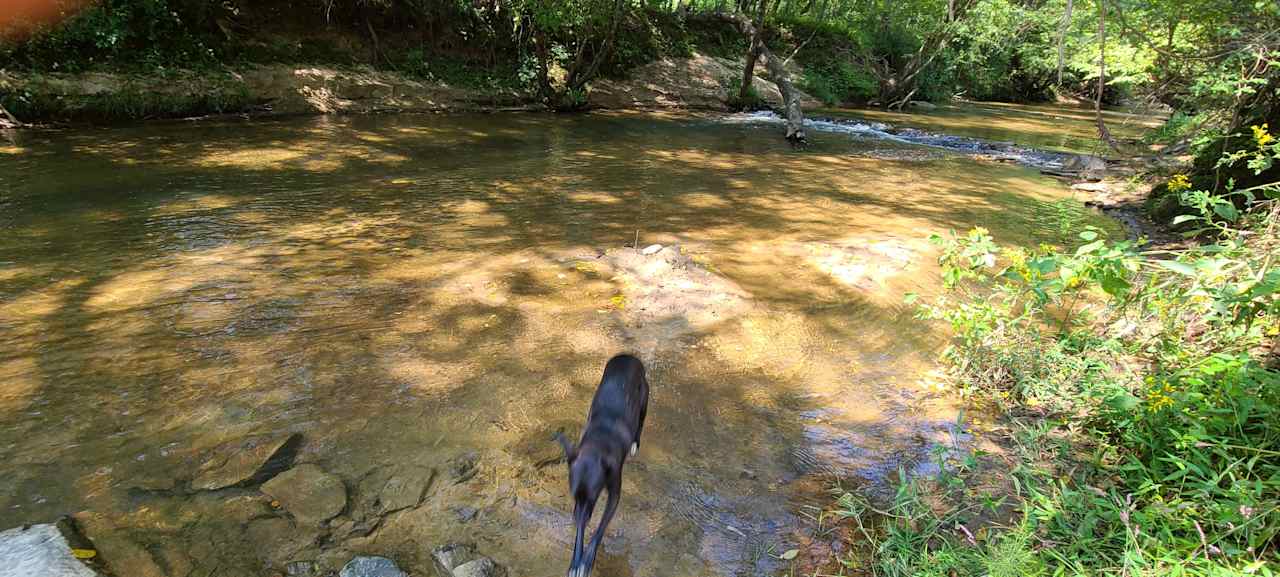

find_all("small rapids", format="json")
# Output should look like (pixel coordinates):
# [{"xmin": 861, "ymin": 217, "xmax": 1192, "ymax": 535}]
[{"xmin": 723, "ymin": 110, "xmax": 1076, "ymax": 171}]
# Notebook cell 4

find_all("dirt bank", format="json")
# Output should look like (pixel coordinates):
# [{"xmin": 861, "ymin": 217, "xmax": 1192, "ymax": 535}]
[{"xmin": 0, "ymin": 52, "xmax": 817, "ymax": 124}]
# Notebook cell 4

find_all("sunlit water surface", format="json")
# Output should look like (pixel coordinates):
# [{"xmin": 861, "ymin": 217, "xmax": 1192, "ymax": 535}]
[{"xmin": 0, "ymin": 108, "xmax": 1120, "ymax": 576}]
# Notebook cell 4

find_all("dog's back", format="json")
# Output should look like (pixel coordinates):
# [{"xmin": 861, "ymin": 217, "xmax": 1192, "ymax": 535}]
[{"xmin": 584, "ymin": 354, "xmax": 647, "ymax": 448}]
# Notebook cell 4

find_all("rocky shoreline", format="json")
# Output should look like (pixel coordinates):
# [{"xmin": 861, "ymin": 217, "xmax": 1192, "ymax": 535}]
[
  {"xmin": 0, "ymin": 52, "xmax": 813, "ymax": 126},
  {"xmin": 0, "ymin": 432, "xmax": 509, "ymax": 577}
]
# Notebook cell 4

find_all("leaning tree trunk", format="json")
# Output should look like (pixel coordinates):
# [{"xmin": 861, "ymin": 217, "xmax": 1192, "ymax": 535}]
[
  {"xmin": 717, "ymin": 11, "xmax": 806, "ymax": 144},
  {"xmin": 1095, "ymin": 0, "xmax": 1120, "ymax": 152},
  {"xmin": 1056, "ymin": 0, "xmax": 1073, "ymax": 85},
  {"xmin": 737, "ymin": 0, "xmax": 769, "ymax": 102},
  {"xmin": 0, "ymin": 102, "xmax": 19, "ymax": 128}
]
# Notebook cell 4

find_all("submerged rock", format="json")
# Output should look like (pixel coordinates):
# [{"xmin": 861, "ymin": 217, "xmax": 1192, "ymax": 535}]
[
  {"xmin": 1051, "ymin": 154, "xmax": 1108, "ymax": 180},
  {"xmin": 261, "ymin": 464, "xmax": 347, "ymax": 525},
  {"xmin": 339, "ymin": 556, "xmax": 407, "ymax": 577},
  {"xmin": 1071, "ymin": 181, "xmax": 1110, "ymax": 193},
  {"xmin": 0, "ymin": 524, "xmax": 98, "ymax": 577},
  {"xmin": 245, "ymin": 517, "xmax": 322, "ymax": 566},
  {"xmin": 602, "ymin": 244, "xmax": 753, "ymax": 351},
  {"xmin": 353, "ymin": 465, "xmax": 434, "ymax": 519},
  {"xmin": 452, "ymin": 558, "xmax": 506, "ymax": 577},
  {"xmin": 69, "ymin": 513, "xmax": 164, "ymax": 577},
  {"xmin": 447, "ymin": 453, "xmax": 479, "ymax": 484},
  {"xmin": 431, "ymin": 543, "xmax": 476, "ymax": 577},
  {"xmin": 451, "ymin": 506, "xmax": 479, "ymax": 523},
  {"xmin": 286, "ymin": 560, "xmax": 317, "ymax": 576},
  {"xmin": 193, "ymin": 433, "xmax": 302, "ymax": 491}
]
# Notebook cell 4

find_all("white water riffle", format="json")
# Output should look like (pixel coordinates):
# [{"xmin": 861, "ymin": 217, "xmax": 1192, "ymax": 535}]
[{"xmin": 724, "ymin": 110, "xmax": 1073, "ymax": 172}]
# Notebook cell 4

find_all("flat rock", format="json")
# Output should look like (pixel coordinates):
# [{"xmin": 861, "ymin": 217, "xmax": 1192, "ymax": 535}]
[
  {"xmin": 0, "ymin": 524, "xmax": 98, "ymax": 577},
  {"xmin": 641, "ymin": 243, "xmax": 663, "ymax": 255},
  {"xmin": 286, "ymin": 560, "xmax": 317, "ymax": 576},
  {"xmin": 246, "ymin": 517, "xmax": 320, "ymax": 564},
  {"xmin": 1061, "ymin": 154, "xmax": 1108, "ymax": 179},
  {"xmin": 452, "ymin": 558, "xmax": 506, "ymax": 577},
  {"xmin": 355, "ymin": 466, "xmax": 434, "ymax": 518},
  {"xmin": 1071, "ymin": 182, "xmax": 1110, "ymax": 193},
  {"xmin": 377, "ymin": 468, "xmax": 432, "ymax": 513},
  {"xmin": 95, "ymin": 538, "xmax": 164, "ymax": 577},
  {"xmin": 431, "ymin": 543, "xmax": 476, "ymax": 577},
  {"xmin": 261, "ymin": 464, "xmax": 347, "ymax": 525},
  {"xmin": 66, "ymin": 513, "xmax": 163, "ymax": 577},
  {"xmin": 193, "ymin": 433, "xmax": 302, "ymax": 490},
  {"xmin": 151, "ymin": 544, "xmax": 193, "ymax": 577},
  {"xmin": 339, "ymin": 556, "xmax": 407, "ymax": 577}
]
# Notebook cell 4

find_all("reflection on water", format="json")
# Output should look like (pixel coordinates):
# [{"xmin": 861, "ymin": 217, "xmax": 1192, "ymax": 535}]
[{"xmin": 0, "ymin": 109, "xmax": 1116, "ymax": 576}]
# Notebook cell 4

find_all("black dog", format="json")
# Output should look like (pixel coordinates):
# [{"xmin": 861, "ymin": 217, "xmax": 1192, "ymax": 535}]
[{"xmin": 555, "ymin": 354, "xmax": 649, "ymax": 577}]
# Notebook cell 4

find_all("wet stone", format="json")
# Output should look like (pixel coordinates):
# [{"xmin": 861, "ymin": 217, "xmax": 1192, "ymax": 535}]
[
  {"xmin": 452, "ymin": 558, "xmax": 506, "ymax": 577},
  {"xmin": 431, "ymin": 543, "xmax": 475, "ymax": 577},
  {"xmin": 246, "ymin": 517, "xmax": 320, "ymax": 566},
  {"xmin": 186, "ymin": 492, "xmax": 272, "ymax": 525},
  {"xmin": 1071, "ymin": 182, "xmax": 1110, "ymax": 193},
  {"xmin": 261, "ymin": 464, "xmax": 347, "ymax": 525},
  {"xmin": 193, "ymin": 433, "xmax": 302, "ymax": 491},
  {"xmin": 151, "ymin": 544, "xmax": 193, "ymax": 577},
  {"xmin": 286, "ymin": 560, "xmax": 317, "ymax": 576},
  {"xmin": 355, "ymin": 466, "xmax": 434, "ymax": 518},
  {"xmin": 451, "ymin": 506, "xmax": 479, "ymax": 523},
  {"xmin": 339, "ymin": 556, "xmax": 407, "ymax": 577},
  {"xmin": 0, "ymin": 523, "xmax": 98, "ymax": 577},
  {"xmin": 94, "ymin": 537, "xmax": 164, "ymax": 577},
  {"xmin": 315, "ymin": 548, "xmax": 355, "ymax": 575},
  {"xmin": 447, "ymin": 453, "xmax": 479, "ymax": 484}
]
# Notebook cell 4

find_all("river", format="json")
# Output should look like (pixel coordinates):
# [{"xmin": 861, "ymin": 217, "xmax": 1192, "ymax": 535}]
[{"xmin": 0, "ymin": 104, "xmax": 1135, "ymax": 576}]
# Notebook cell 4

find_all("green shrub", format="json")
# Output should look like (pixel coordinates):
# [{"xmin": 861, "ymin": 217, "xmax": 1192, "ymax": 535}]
[
  {"xmin": 726, "ymin": 84, "xmax": 768, "ymax": 111},
  {"xmin": 2, "ymin": 0, "xmax": 227, "ymax": 71},
  {"xmin": 801, "ymin": 59, "xmax": 877, "ymax": 106},
  {"xmin": 855, "ymin": 135, "xmax": 1280, "ymax": 576}
]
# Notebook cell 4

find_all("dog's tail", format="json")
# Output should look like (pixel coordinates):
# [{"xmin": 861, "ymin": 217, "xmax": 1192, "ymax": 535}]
[{"xmin": 553, "ymin": 431, "xmax": 577, "ymax": 463}]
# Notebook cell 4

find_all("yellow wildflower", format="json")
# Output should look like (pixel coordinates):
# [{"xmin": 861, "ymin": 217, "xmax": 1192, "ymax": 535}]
[
  {"xmin": 1251, "ymin": 123, "xmax": 1275, "ymax": 148},
  {"xmin": 1147, "ymin": 393, "xmax": 1174, "ymax": 412},
  {"xmin": 1167, "ymin": 173, "xmax": 1193, "ymax": 192}
]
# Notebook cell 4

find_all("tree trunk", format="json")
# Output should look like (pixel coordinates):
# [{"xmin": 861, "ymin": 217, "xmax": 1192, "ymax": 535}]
[
  {"xmin": 550, "ymin": 0, "xmax": 625, "ymax": 109},
  {"xmin": 718, "ymin": 11, "xmax": 806, "ymax": 143},
  {"xmin": 739, "ymin": 38, "xmax": 762, "ymax": 102},
  {"xmin": 1095, "ymin": 0, "xmax": 1120, "ymax": 152},
  {"xmin": 738, "ymin": 0, "xmax": 769, "ymax": 102},
  {"xmin": 871, "ymin": 0, "xmax": 975, "ymax": 108},
  {"xmin": 1056, "ymin": 0, "xmax": 1073, "ymax": 85},
  {"xmin": 0, "ymin": 102, "xmax": 19, "ymax": 128},
  {"xmin": 362, "ymin": 3, "xmax": 384, "ymax": 66}
]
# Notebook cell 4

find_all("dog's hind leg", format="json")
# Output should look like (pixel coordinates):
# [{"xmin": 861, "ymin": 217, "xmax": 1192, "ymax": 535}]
[
  {"xmin": 632, "ymin": 394, "xmax": 648, "ymax": 456},
  {"xmin": 580, "ymin": 475, "xmax": 621, "ymax": 577},
  {"xmin": 568, "ymin": 498, "xmax": 594, "ymax": 577}
]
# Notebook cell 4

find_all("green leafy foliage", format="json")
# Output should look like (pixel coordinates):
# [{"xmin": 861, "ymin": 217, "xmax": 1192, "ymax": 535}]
[{"xmin": 865, "ymin": 141, "xmax": 1280, "ymax": 576}]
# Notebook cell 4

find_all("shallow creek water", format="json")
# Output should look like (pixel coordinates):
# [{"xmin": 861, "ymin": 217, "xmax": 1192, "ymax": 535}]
[{"xmin": 1, "ymin": 108, "xmax": 1119, "ymax": 576}]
